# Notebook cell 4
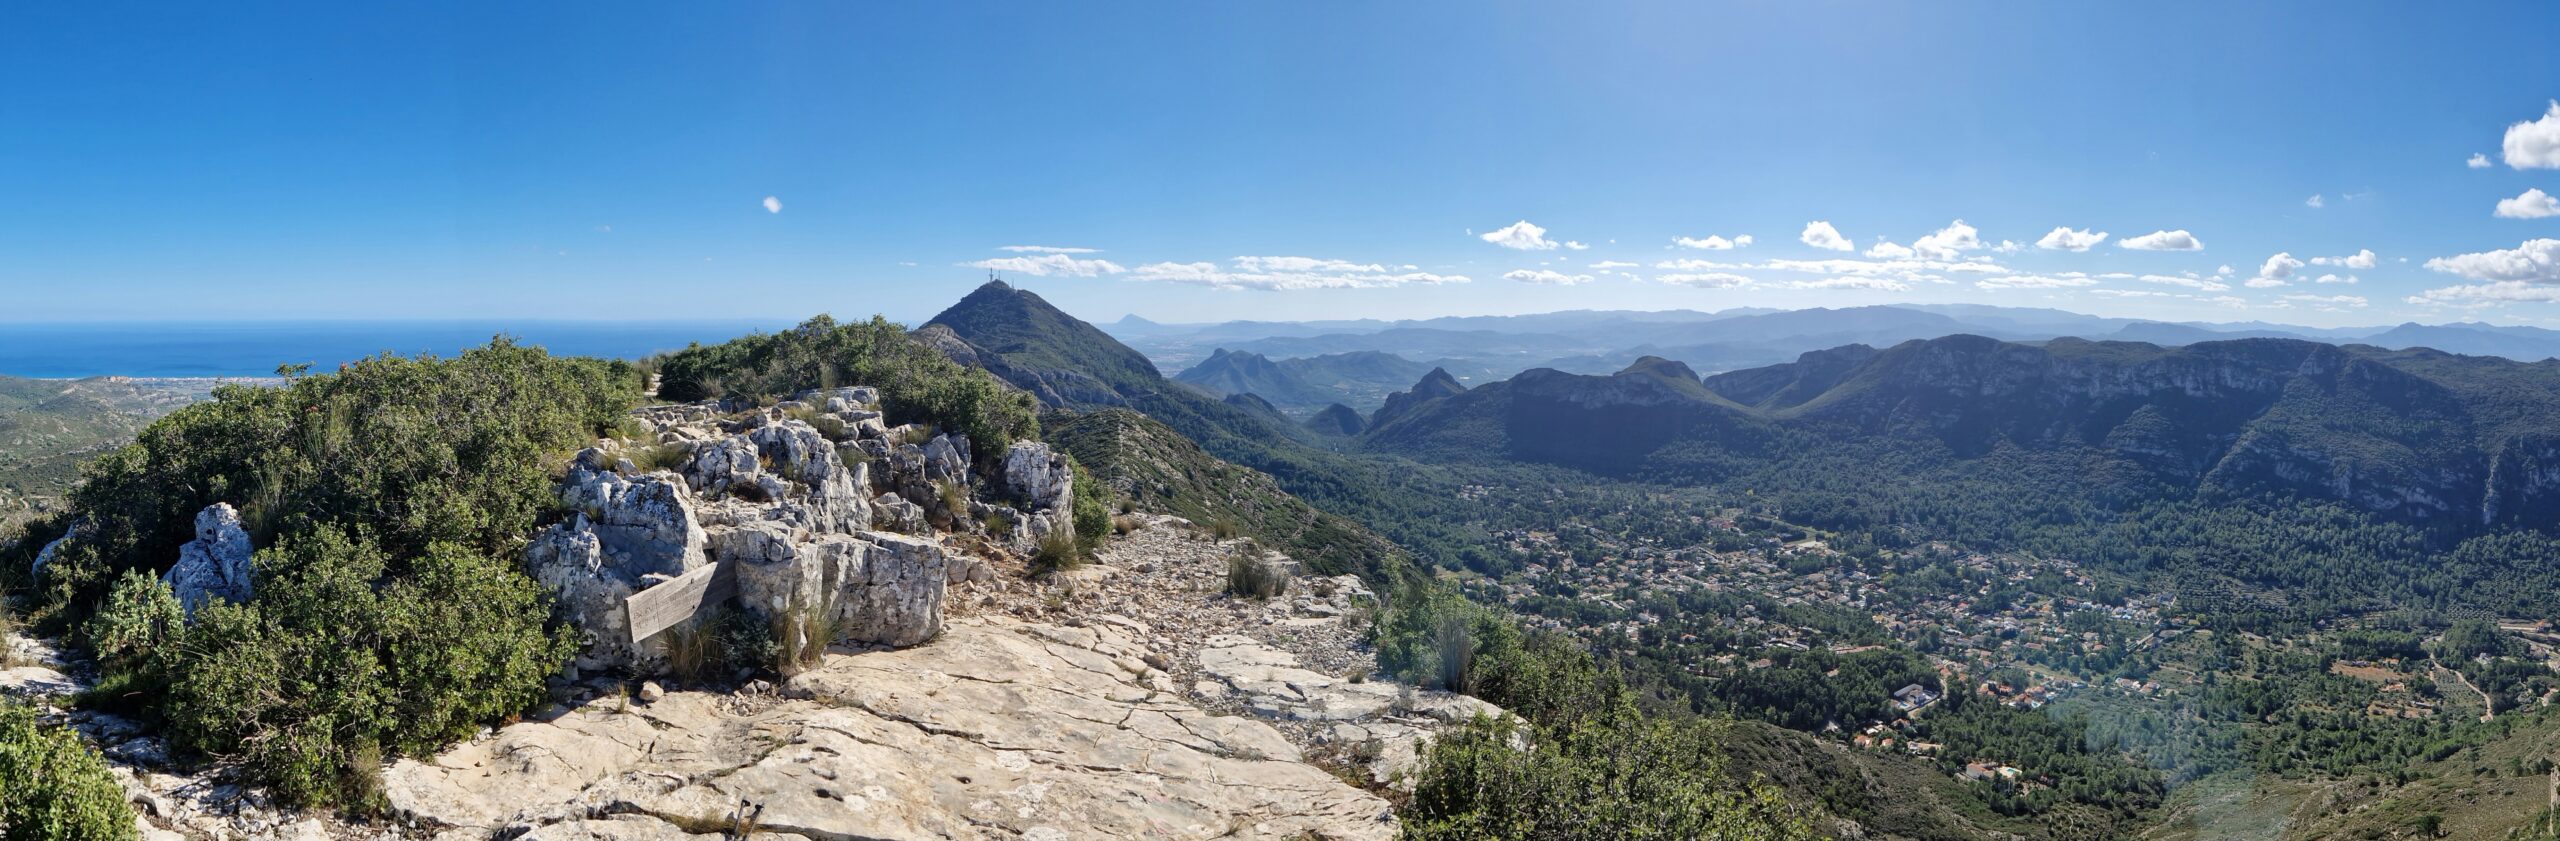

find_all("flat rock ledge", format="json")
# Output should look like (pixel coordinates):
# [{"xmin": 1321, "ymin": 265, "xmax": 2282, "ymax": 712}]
[{"xmin": 384, "ymin": 616, "xmax": 1397, "ymax": 841}]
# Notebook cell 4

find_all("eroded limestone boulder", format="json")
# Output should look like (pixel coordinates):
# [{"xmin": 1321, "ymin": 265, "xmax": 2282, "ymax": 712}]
[
  {"xmin": 29, "ymin": 518, "xmax": 86, "ymax": 582},
  {"xmin": 1001, "ymin": 440, "xmax": 1073, "ymax": 511},
  {"xmin": 745, "ymin": 421, "xmax": 870, "ymax": 534},
  {"xmin": 530, "ymin": 460, "xmax": 711, "ymax": 670},
  {"xmin": 163, "ymin": 504, "xmax": 254, "ymax": 617}
]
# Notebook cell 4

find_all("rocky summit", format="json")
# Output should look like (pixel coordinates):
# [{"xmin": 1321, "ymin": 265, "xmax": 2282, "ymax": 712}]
[{"xmin": 2, "ymin": 383, "xmax": 1493, "ymax": 841}]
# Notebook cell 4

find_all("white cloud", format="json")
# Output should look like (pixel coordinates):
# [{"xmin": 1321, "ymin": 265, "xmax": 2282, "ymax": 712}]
[
  {"xmin": 1911, "ymin": 219, "xmax": 1984, "ymax": 260},
  {"xmin": 1565, "ymin": 241, "xmax": 1590, "ymax": 251},
  {"xmin": 1799, "ymin": 221, "xmax": 1854, "ymax": 252},
  {"xmin": 2091, "ymin": 289, "xmax": 2173, "ymax": 298},
  {"xmin": 2255, "ymin": 252, "xmax": 2304, "ymax": 285},
  {"xmin": 761, "ymin": 196, "xmax": 783, "ymax": 214},
  {"xmin": 2310, "ymin": 248, "xmax": 2378, "ymax": 269},
  {"xmin": 1993, "ymin": 240, "xmax": 2025, "ymax": 253},
  {"xmin": 2280, "ymin": 293, "xmax": 2367, "ymax": 308},
  {"xmin": 2470, "ymin": 153, "xmax": 2494, "ymax": 169},
  {"xmin": 1481, "ymin": 220, "xmax": 1561, "ymax": 250},
  {"xmin": 2244, "ymin": 277, "xmax": 2288, "ymax": 289},
  {"xmin": 2495, "ymin": 187, "xmax": 2560, "ymax": 219},
  {"xmin": 2312, "ymin": 273, "xmax": 2358, "ymax": 285},
  {"xmin": 2217, "ymin": 265, "xmax": 2235, "ymax": 276},
  {"xmin": 1231, "ymin": 256, "xmax": 1383, "ymax": 272},
  {"xmin": 2137, "ymin": 274, "xmax": 2231, "ymax": 292},
  {"xmin": 968, "ymin": 253, "xmax": 1127, "ymax": 277},
  {"xmin": 1864, "ymin": 240, "xmax": 1915, "ymax": 259},
  {"xmin": 1000, "ymin": 245, "xmax": 1101, "ymax": 254},
  {"xmin": 2408, "ymin": 281, "xmax": 2560, "ymax": 306},
  {"xmin": 1657, "ymin": 272, "xmax": 1753, "ymax": 289},
  {"xmin": 1127, "ymin": 257, "xmax": 1469, "ymax": 291},
  {"xmin": 1976, "ymin": 274, "xmax": 2098, "ymax": 290},
  {"xmin": 1653, "ymin": 258, "xmax": 1744, "ymax": 271},
  {"xmin": 2035, "ymin": 227, "xmax": 2109, "ymax": 252},
  {"xmin": 2119, "ymin": 230, "xmax": 2203, "ymax": 251},
  {"xmin": 1788, "ymin": 276, "xmax": 1909, "ymax": 291},
  {"xmin": 1589, "ymin": 260, "xmax": 1639, "ymax": 269},
  {"xmin": 2423, "ymin": 238, "xmax": 2560, "ymax": 283},
  {"xmin": 1505, "ymin": 269, "xmax": 1594, "ymax": 285},
  {"xmin": 2305, "ymin": 194, "xmax": 2325, "ymax": 209},
  {"xmin": 1673, "ymin": 234, "xmax": 1754, "ymax": 250},
  {"xmin": 2503, "ymin": 100, "xmax": 2560, "ymax": 169}
]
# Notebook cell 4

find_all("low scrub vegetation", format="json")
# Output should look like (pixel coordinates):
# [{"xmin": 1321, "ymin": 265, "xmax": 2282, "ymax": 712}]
[
  {"xmin": 27, "ymin": 341, "xmax": 637, "ymax": 809},
  {"xmin": 0, "ymin": 699, "xmax": 136, "ymax": 841},
  {"xmin": 1224, "ymin": 546, "xmax": 1288, "ymax": 599},
  {"xmin": 1379, "ymin": 581, "xmax": 1820, "ymax": 839},
  {"xmin": 652, "ymin": 315, "xmax": 1036, "ymax": 463}
]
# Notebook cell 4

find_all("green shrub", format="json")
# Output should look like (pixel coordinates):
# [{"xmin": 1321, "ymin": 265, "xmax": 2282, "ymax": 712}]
[
  {"xmin": 653, "ymin": 315, "xmax": 1036, "ymax": 463},
  {"xmin": 1067, "ymin": 456, "xmax": 1111, "ymax": 549},
  {"xmin": 83, "ymin": 570, "xmax": 182, "ymax": 678},
  {"xmin": 1404, "ymin": 704, "xmax": 1817, "ymax": 840},
  {"xmin": 1225, "ymin": 547, "xmax": 1288, "ymax": 600},
  {"xmin": 156, "ymin": 527, "xmax": 571, "ymax": 809},
  {"xmin": 37, "ymin": 339, "xmax": 641, "ymax": 622},
  {"xmin": 1031, "ymin": 530, "xmax": 1085, "ymax": 575},
  {"xmin": 1388, "ymin": 587, "xmax": 1822, "ymax": 840},
  {"xmin": 1371, "ymin": 583, "xmax": 1519, "ymax": 694},
  {"xmin": 0, "ymin": 700, "xmax": 136, "ymax": 841},
  {"xmin": 26, "ymin": 341, "xmax": 630, "ymax": 810}
]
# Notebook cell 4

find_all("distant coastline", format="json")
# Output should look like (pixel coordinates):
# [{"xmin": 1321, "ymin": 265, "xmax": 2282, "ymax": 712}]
[{"xmin": 0, "ymin": 319, "xmax": 794, "ymax": 379}]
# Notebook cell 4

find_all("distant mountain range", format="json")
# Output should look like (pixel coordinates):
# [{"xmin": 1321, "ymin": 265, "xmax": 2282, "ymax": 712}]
[
  {"xmin": 1102, "ymin": 303, "xmax": 2560, "ymax": 421},
  {"xmin": 932, "ymin": 280, "xmax": 2560, "ymax": 546},
  {"xmin": 1362, "ymin": 334, "xmax": 2560, "ymax": 528}
]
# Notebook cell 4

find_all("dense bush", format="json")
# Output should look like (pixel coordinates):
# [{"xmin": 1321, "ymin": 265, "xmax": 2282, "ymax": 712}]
[
  {"xmin": 1406, "ymin": 709, "xmax": 1817, "ymax": 841},
  {"xmin": 28, "ymin": 340, "xmax": 635, "ymax": 809},
  {"xmin": 654, "ymin": 315, "xmax": 1037, "ymax": 463},
  {"xmin": 1393, "ymin": 589, "xmax": 1820, "ymax": 840},
  {"xmin": 1067, "ymin": 456, "xmax": 1111, "ymax": 548},
  {"xmin": 155, "ymin": 527, "xmax": 572, "ymax": 808},
  {"xmin": 37, "ymin": 340, "xmax": 641, "ymax": 622},
  {"xmin": 0, "ymin": 700, "xmax": 136, "ymax": 841},
  {"xmin": 1371, "ymin": 583, "xmax": 1522, "ymax": 693}
]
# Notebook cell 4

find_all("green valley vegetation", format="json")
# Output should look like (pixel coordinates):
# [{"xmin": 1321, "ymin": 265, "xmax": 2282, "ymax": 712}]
[{"xmin": 0, "ymin": 375, "xmax": 223, "ymax": 534}]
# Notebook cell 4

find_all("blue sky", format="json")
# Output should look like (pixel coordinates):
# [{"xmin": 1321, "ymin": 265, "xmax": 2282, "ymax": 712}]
[{"xmin": 7, "ymin": 2, "xmax": 2560, "ymax": 328}]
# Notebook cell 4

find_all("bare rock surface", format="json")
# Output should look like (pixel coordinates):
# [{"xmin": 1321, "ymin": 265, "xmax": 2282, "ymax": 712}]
[
  {"xmin": 975, "ymin": 513, "xmax": 1501, "ymax": 790},
  {"xmin": 383, "ymin": 616, "xmax": 1396, "ymax": 841}
]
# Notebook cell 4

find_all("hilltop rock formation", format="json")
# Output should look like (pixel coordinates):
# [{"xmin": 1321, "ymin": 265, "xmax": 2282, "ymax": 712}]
[
  {"xmin": 162, "ymin": 503, "xmax": 254, "ymax": 616},
  {"xmin": 531, "ymin": 387, "xmax": 1087, "ymax": 672}
]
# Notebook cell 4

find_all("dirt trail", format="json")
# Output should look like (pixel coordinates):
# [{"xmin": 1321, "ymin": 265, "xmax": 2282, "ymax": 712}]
[{"xmin": 2434, "ymin": 656, "xmax": 2496, "ymax": 722}]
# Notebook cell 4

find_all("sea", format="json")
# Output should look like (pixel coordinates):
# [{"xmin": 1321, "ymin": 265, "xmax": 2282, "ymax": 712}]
[{"xmin": 0, "ymin": 320, "xmax": 801, "ymax": 379}]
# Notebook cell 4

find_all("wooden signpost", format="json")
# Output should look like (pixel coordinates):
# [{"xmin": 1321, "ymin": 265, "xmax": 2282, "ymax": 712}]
[{"xmin": 625, "ymin": 561, "xmax": 736, "ymax": 644}]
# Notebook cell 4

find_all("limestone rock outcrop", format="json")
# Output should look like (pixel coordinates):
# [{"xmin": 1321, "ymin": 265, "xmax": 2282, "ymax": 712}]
[
  {"xmin": 535, "ymin": 388, "xmax": 1012, "ymax": 673},
  {"xmin": 162, "ymin": 503, "xmax": 254, "ymax": 616},
  {"xmin": 29, "ymin": 518, "xmax": 87, "ymax": 582},
  {"xmin": 529, "ymin": 452, "xmax": 712, "ymax": 671}
]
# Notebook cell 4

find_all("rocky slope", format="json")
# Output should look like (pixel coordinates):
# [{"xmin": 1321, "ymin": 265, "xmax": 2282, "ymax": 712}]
[{"xmin": 3, "ymin": 385, "xmax": 1489, "ymax": 841}]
